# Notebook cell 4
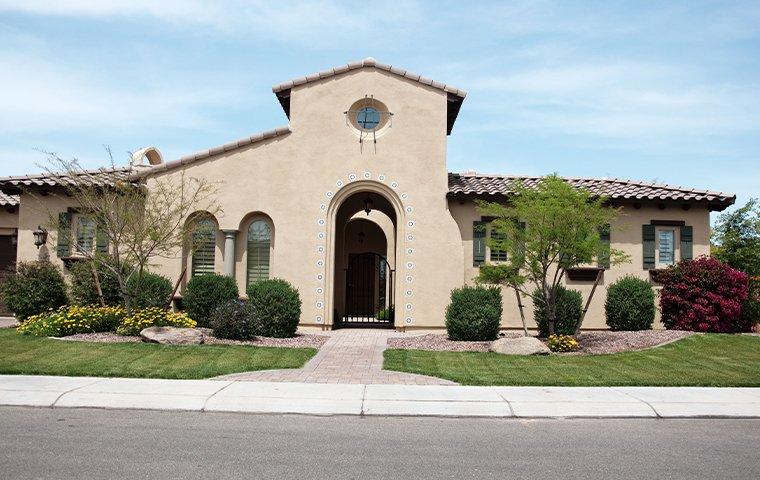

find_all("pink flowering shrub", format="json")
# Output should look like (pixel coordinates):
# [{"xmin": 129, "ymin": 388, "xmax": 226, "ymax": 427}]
[{"xmin": 659, "ymin": 256, "xmax": 750, "ymax": 332}]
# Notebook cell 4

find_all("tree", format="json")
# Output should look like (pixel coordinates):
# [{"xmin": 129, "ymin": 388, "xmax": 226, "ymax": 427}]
[
  {"xmin": 476, "ymin": 174, "xmax": 629, "ymax": 335},
  {"xmin": 711, "ymin": 199, "xmax": 759, "ymax": 276},
  {"xmin": 33, "ymin": 152, "xmax": 219, "ymax": 314}
]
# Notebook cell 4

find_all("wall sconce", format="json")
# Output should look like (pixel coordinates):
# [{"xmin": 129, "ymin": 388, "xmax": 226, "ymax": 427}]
[
  {"xmin": 363, "ymin": 196, "xmax": 374, "ymax": 216},
  {"xmin": 32, "ymin": 226, "xmax": 48, "ymax": 249}
]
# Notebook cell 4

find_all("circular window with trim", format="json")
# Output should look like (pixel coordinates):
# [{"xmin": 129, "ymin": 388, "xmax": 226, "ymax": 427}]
[{"xmin": 346, "ymin": 98, "xmax": 392, "ymax": 136}]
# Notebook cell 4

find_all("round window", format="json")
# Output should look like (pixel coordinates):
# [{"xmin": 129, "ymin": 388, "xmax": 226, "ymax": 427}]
[{"xmin": 356, "ymin": 107, "xmax": 380, "ymax": 130}]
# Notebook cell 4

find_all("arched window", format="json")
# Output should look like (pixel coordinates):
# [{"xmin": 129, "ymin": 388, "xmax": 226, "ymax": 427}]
[
  {"xmin": 191, "ymin": 218, "xmax": 216, "ymax": 276},
  {"xmin": 247, "ymin": 220, "xmax": 271, "ymax": 286}
]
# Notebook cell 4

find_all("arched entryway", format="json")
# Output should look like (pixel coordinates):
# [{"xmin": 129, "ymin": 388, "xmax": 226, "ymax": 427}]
[{"xmin": 328, "ymin": 186, "xmax": 401, "ymax": 329}]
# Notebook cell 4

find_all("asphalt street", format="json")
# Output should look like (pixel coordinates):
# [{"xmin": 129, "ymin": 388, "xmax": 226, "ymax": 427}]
[{"xmin": 1, "ymin": 407, "xmax": 758, "ymax": 479}]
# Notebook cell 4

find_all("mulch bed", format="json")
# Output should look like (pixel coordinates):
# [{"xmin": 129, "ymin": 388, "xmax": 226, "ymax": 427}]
[
  {"xmin": 387, "ymin": 330, "xmax": 696, "ymax": 355},
  {"xmin": 56, "ymin": 329, "xmax": 329, "ymax": 349}
]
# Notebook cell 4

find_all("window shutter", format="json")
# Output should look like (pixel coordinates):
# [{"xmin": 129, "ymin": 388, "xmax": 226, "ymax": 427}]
[
  {"xmin": 680, "ymin": 225, "xmax": 693, "ymax": 260},
  {"xmin": 56, "ymin": 212, "xmax": 72, "ymax": 258},
  {"xmin": 642, "ymin": 224, "xmax": 656, "ymax": 270},
  {"xmin": 473, "ymin": 221, "xmax": 486, "ymax": 266},
  {"xmin": 247, "ymin": 220, "xmax": 271, "ymax": 286},
  {"xmin": 95, "ymin": 227, "xmax": 109, "ymax": 254},
  {"xmin": 598, "ymin": 224, "xmax": 611, "ymax": 269},
  {"xmin": 191, "ymin": 220, "xmax": 216, "ymax": 276}
]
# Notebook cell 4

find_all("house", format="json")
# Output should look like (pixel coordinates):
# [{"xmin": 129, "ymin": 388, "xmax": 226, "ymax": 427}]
[{"xmin": 0, "ymin": 58, "xmax": 735, "ymax": 330}]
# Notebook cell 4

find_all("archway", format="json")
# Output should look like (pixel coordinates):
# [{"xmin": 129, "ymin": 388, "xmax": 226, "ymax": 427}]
[{"xmin": 328, "ymin": 184, "xmax": 402, "ymax": 328}]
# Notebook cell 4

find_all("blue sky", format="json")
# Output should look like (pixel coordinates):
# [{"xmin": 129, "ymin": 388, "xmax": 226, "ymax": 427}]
[{"xmin": 1, "ymin": 1, "xmax": 758, "ymax": 213}]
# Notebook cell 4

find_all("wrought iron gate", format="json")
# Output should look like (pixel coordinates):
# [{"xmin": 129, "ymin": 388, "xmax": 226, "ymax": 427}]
[{"xmin": 338, "ymin": 252, "xmax": 394, "ymax": 328}]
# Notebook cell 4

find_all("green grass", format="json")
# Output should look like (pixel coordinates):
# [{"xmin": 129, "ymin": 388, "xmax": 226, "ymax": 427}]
[
  {"xmin": 384, "ymin": 334, "xmax": 760, "ymax": 386},
  {"xmin": 0, "ymin": 329, "xmax": 316, "ymax": 379}
]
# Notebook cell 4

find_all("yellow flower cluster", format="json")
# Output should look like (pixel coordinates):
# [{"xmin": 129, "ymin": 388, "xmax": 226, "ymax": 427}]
[
  {"xmin": 546, "ymin": 334, "xmax": 580, "ymax": 353},
  {"xmin": 17, "ymin": 305, "xmax": 125, "ymax": 337},
  {"xmin": 116, "ymin": 307, "xmax": 196, "ymax": 336}
]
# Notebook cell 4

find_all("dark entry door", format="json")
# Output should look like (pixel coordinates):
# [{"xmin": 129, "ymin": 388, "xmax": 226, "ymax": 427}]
[
  {"xmin": 0, "ymin": 235, "xmax": 17, "ymax": 316},
  {"xmin": 340, "ymin": 252, "xmax": 394, "ymax": 328}
]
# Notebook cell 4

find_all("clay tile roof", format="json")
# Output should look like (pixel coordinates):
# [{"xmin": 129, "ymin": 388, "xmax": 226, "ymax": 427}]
[
  {"xmin": 0, "ymin": 166, "xmax": 143, "ymax": 194},
  {"xmin": 272, "ymin": 57, "xmax": 467, "ymax": 98},
  {"xmin": 0, "ymin": 190, "xmax": 18, "ymax": 207},
  {"xmin": 448, "ymin": 172, "xmax": 736, "ymax": 211}
]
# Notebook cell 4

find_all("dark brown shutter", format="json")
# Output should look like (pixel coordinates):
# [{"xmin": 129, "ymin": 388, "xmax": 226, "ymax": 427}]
[
  {"xmin": 643, "ymin": 224, "xmax": 656, "ymax": 270},
  {"xmin": 598, "ymin": 224, "xmax": 611, "ymax": 269},
  {"xmin": 473, "ymin": 221, "xmax": 486, "ymax": 266},
  {"xmin": 56, "ymin": 212, "xmax": 72, "ymax": 258},
  {"xmin": 680, "ymin": 225, "xmax": 693, "ymax": 260}
]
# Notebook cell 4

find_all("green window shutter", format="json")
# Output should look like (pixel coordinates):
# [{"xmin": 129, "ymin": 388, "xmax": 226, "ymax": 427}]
[
  {"xmin": 473, "ymin": 221, "xmax": 486, "ymax": 266},
  {"xmin": 598, "ymin": 224, "xmax": 611, "ymax": 269},
  {"xmin": 95, "ymin": 227, "xmax": 109, "ymax": 254},
  {"xmin": 489, "ymin": 228, "xmax": 507, "ymax": 262},
  {"xmin": 246, "ymin": 220, "xmax": 271, "ymax": 286},
  {"xmin": 680, "ymin": 225, "xmax": 693, "ymax": 261},
  {"xmin": 56, "ymin": 212, "xmax": 72, "ymax": 258},
  {"xmin": 642, "ymin": 224, "xmax": 656, "ymax": 270},
  {"xmin": 191, "ymin": 219, "xmax": 216, "ymax": 277}
]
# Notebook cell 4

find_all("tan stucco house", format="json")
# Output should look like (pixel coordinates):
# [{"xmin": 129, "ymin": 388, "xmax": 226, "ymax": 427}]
[{"xmin": 0, "ymin": 58, "xmax": 735, "ymax": 330}]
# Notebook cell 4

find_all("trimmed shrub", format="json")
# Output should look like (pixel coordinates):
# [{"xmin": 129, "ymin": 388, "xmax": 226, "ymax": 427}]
[
  {"xmin": 533, "ymin": 286, "xmax": 583, "ymax": 337},
  {"xmin": 0, "ymin": 260, "xmax": 68, "ymax": 320},
  {"xmin": 659, "ymin": 256, "xmax": 749, "ymax": 332},
  {"xmin": 17, "ymin": 305, "xmax": 124, "ymax": 337},
  {"xmin": 69, "ymin": 259, "xmax": 124, "ymax": 306},
  {"xmin": 445, "ymin": 285, "xmax": 502, "ymax": 341},
  {"xmin": 546, "ymin": 334, "xmax": 580, "ymax": 353},
  {"xmin": 183, "ymin": 274, "xmax": 239, "ymax": 326},
  {"xmin": 210, "ymin": 299, "xmax": 256, "ymax": 340},
  {"xmin": 605, "ymin": 275, "xmax": 656, "ymax": 331},
  {"xmin": 128, "ymin": 271, "xmax": 173, "ymax": 309},
  {"xmin": 247, "ymin": 278, "xmax": 302, "ymax": 338},
  {"xmin": 116, "ymin": 307, "xmax": 196, "ymax": 336}
]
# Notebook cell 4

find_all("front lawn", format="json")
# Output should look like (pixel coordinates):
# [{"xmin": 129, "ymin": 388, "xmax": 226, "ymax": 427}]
[
  {"xmin": 384, "ymin": 334, "xmax": 760, "ymax": 386},
  {"xmin": 0, "ymin": 329, "xmax": 316, "ymax": 379}
]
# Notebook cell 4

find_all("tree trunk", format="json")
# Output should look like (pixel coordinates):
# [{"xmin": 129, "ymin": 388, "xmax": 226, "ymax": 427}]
[
  {"xmin": 90, "ymin": 263, "xmax": 106, "ymax": 307},
  {"xmin": 514, "ymin": 287, "xmax": 528, "ymax": 336},
  {"xmin": 574, "ymin": 269, "xmax": 603, "ymax": 335},
  {"xmin": 167, "ymin": 266, "xmax": 187, "ymax": 310}
]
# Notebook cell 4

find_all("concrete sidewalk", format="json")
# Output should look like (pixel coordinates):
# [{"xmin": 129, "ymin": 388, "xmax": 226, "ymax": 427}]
[{"xmin": 1, "ymin": 375, "xmax": 759, "ymax": 418}]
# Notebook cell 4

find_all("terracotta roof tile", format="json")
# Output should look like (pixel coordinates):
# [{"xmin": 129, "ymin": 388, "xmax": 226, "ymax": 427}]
[
  {"xmin": 448, "ymin": 172, "xmax": 735, "ymax": 211},
  {"xmin": 272, "ymin": 57, "xmax": 467, "ymax": 98},
  {"xmin": 0, "ymin": 190, "xmax": 18, "ymax": 207},
  {"xmin": 0, "ymin": 166, "xmax": 141, "ymax": 192}
]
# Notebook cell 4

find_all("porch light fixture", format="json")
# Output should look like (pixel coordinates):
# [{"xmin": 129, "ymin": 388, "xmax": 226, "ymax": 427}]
[
  {"xmin": 32, "ymin": 226, "xmax": 48, "ymax": 249},
  {"xmin": 363, "ymin": 197, "xmax": 373, "ymax": 216}
]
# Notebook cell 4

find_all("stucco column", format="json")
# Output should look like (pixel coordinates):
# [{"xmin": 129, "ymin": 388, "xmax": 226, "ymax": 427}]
[{"xmin": 221, "ymin": 230, "xmax": 238, "ymax": 277}]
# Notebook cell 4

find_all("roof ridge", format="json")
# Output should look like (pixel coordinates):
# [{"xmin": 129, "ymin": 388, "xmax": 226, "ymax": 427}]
[{"xmin": 272, "ymin": 57, "xmax": 467, "ymax": 98}]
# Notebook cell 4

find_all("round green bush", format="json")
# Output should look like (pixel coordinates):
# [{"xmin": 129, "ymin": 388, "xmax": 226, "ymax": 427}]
[
  {"xmin": 128, "ymin": 271, "xmax": 173, "ymax": 309},
  {"xmin": 210, "ymin": 299, "xmax": 256, "ymax": 340},
  {"xmin": 247, "ymin": 278, "xmax": 302, "ymax": 338},
  {"xmin": 0, "ymin": 260, "xmax": 68, "ymax": 320},
  {"xmin": 605, "ymin": 275, "xmax": 655, "ymax": 331},
  {"xmin": 183, "ymin": 274, "xmax": 239, "ymax": 326},
  {"xmin": 533, "ymin": 285, "xmax": 582, "ymax": 337},
  {"xmin": 445, "ymin": 285, "xmax": 502, "ymax": 341},
  {"xmin": 69, "ymin": 259, "xmax": 124, "ymax": 306}
]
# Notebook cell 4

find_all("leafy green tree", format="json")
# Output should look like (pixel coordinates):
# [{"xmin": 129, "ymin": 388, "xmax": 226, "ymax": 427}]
[
  {"xmin": 712, "ymin": 199, "xmax": 759, "ymax": 276},
  {"xmin": 476, "ymin": 174, "xmax": 629, "ymax": 335}
]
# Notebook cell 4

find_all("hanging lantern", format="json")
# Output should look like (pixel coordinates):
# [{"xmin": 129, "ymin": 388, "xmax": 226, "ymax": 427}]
[
  {"xmin": 32, "ymin": 226, "xmax": 48, "ymax": 249},
  {"xmin": 363, "ymin": 196, "xmax": 374, "ymax": 216}
]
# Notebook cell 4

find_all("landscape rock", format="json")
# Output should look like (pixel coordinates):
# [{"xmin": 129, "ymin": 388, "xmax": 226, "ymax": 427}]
[
  {"xmin": 140, "ymin": 327, "xmax": 204, "ymax": 345},
  {"xmin": 489, "ymin": 336, "xmax": 550, "ymax": 355}
]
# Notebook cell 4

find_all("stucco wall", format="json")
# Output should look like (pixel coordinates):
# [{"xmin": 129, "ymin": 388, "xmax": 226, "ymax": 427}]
[
  {"xmin": 449, "ymin": 198, "xmax": 712, "ymax": 330},
  {"xmin": 0, "ymin": 209, "xmax": 18, "ymax": 236}
]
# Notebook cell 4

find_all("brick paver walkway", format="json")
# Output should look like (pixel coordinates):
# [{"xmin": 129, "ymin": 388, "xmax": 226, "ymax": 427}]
[{"xmin": 214, "ymin": 329, "xmax": 456, "ymax": 385}]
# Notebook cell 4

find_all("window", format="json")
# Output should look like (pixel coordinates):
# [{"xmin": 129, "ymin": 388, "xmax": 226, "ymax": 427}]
[
  {"xmin": 247, "ymin": 220, "xmax": 271, "ymax": 286},
  {"xmin": 356, "ymin": 107, "xmax": 380, "ymax": 130},
  {"xmin": 75, "ymin": 216, "xmax": 96, "ymax": 254},
  {"xmin": 657, "ymin": 229, "xmax": 675, "ymax": 266},
  {"xmin": 191, "ymin": 218, "xmax": 216, "ymax": 276},
  {"xmin": 489, "ymin": 228, "xmax": 507, "ymax": 262}
]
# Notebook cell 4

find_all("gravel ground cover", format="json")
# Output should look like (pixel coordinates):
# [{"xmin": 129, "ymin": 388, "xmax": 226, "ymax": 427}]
[
  {"xmin": 57, "ymin": 328, "xmax": 329, "ymax": 349},
  {"xmin": 387, "ymin": 330, "xmax": 696, "ymax": 355}
]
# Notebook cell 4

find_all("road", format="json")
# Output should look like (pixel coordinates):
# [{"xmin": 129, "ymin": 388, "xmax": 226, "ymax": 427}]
[{"xmin": 1, "ymin": 407, "xmax": 758, "ymax": 479}]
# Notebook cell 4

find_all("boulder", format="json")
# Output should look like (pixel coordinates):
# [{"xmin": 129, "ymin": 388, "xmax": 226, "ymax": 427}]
[
  {"xmin": 140, "ymin": 327, "xmax": 204, "ymax": 345},
  {"xmin": 489, "ymin": 336, "xmax": 550, "ymax": 355}
]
